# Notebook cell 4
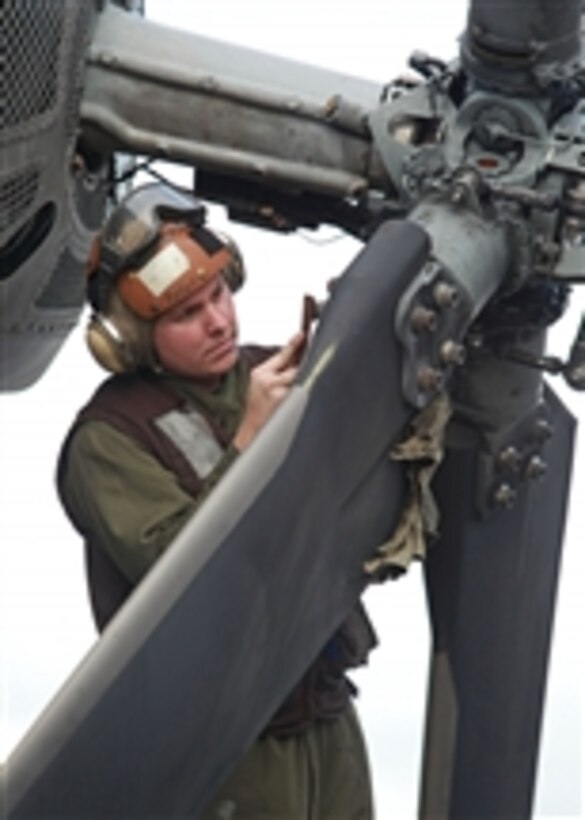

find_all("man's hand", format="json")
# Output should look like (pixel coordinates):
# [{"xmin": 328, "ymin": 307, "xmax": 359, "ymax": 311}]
[{"xmin": 233, "ymin": 332, "xmax": 306, "ymax": 451}]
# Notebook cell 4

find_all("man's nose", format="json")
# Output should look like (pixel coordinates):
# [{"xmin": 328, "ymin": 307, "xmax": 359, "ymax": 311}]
[{"xmin": 204, "ymin": 303, "xmax": 229, "ymax": 332}]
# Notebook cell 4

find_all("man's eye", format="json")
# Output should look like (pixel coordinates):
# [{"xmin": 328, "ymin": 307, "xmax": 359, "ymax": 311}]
[{"xmin": 178, "ymin": 305, "xmax": 200, "ymax": 320}]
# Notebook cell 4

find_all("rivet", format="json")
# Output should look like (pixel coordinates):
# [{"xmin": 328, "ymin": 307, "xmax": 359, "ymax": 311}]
[
  {"xmin": 433, "ymin": 282, "xmax": 459, "ymax": 309},
  {"xmin": 531, "ymin": 418, "xmax": 554, "ymax": 443},
  {"xmin": 525, "ymin": 455, "xmax": 547, "ymax": 480},
  {"xmin": 410, "ymin": 306, "xmax": 438, "ymax": 333},
  {"xmin": 493, "ymin": 483, "xmax": 517, "ymax": 509},
  {"xmin": 417, "ymin": 365, "xmax": 444, "ymax": 392},
  {"xmin": 440, "ymin": 340, "xmax": 466, "ymax": 366},
  {"xmin": 498, "ymin": 446, "xmax": 521, "ymax": 471}
]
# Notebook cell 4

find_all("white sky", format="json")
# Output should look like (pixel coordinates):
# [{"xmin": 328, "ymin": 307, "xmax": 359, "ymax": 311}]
[{"xmin": 1, "ymin": 1, "xmax": 583, "ymax": 817}]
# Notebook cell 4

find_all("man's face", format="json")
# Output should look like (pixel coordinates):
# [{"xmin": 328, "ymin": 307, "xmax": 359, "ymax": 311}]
[{"xmin": 153, "ymin": 276, "xmax": 239, "ymax": 382}]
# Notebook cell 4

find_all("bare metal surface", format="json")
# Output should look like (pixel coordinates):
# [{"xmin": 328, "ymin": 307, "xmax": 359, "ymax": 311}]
[{"xmin": 81, "ymin": 6, "xmax": 387, "ymax": 193}]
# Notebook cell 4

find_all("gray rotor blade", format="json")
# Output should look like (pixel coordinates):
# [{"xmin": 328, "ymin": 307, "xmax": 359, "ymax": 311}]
[
  {"xmin": 2, "ymin": 220, "xmax": 429, "ymax": 819},
  {"xmin": 420, "ymin": 385, "xmax": 576, "ymax": 819}
]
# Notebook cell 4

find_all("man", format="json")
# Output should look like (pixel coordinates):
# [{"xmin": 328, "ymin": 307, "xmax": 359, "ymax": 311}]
[{"xmin": 58, "ymin": 182, "xmax": 377, "ymax": 819}]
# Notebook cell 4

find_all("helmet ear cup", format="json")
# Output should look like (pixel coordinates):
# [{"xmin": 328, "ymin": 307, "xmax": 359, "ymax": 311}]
[
  {"xmin": 85, "ymin": 289, "xmax": 155, "ymax": 374},
  {"xmin": 85, "ymin": 313, "xmax": 135, "ymax": 374}
]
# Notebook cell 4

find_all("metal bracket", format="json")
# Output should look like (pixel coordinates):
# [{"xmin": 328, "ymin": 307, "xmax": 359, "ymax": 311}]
[
  {"xmin": 476, "ymin": 402, "xmax": 555, "ymax": 517},
  {"xmin": 395, "ymin": 259, "xmax": 471, "ymax": 407}
]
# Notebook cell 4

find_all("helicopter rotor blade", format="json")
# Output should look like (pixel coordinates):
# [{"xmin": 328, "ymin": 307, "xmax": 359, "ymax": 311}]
[
  {"xmin": 2, "ymin": 220, "xmax": 429, "ymax": 819},
  {"xmin": 420, "ymin": 385, "xmax": 576, "ymax": 819}
]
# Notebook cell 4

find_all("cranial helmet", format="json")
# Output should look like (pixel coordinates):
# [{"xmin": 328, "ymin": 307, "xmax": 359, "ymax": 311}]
[{"xmin": 85, "ymin": 182, "xmax": 245, "ymax": 373}]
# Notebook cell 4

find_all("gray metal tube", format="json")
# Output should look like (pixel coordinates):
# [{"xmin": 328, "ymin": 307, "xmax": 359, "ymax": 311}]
[
  {"xmin": 461, "ymin": 0, "xmax": 583, "ymax": 93},
  {"xmin": 80, "ymin": 5, "xmax": 389, "ymax": 197}
]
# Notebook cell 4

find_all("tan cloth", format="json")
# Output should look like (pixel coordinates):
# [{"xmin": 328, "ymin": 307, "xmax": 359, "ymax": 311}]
[{"xmin": 364, "ymin": 392, "xmax": 451, "ymax": 581}]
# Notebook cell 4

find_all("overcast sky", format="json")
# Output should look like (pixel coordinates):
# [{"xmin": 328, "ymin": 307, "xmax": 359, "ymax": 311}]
[{"xmin": 1, "ymin": 1, "xmax": 583, "ymax": 817}]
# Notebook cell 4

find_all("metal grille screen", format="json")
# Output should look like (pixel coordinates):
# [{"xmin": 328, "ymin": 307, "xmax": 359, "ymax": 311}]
[
  {"xmin": 1, "ymin": 1, "xmax": 65, "ymax": 132},
  {"xmin": 0, "ymin": 168, "xmax": 39, "ymax": 238}
]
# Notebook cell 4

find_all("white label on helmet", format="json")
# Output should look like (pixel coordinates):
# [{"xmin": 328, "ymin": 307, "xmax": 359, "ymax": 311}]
[{"xmin": 133, "ymin": 243, "xmax": 190, "ymax": 296}]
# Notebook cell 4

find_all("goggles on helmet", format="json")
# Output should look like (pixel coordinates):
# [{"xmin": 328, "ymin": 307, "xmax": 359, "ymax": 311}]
[{"xmin": 96, "ymin": 182, "xmax": 207, "ymax": 284}]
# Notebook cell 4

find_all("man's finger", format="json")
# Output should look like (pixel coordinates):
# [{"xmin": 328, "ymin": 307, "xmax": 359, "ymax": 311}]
[
  {"xmin": 272, "ymin": 368, "xmax": 297, "ymax": 387},
  {"xmin": 267, "ymin": 332, "xmax": 306, "ymax": 371}
]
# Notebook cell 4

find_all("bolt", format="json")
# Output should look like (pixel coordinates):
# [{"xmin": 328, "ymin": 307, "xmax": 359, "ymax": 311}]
[
  {"xmin": 410, "ymin": 306, "xmax": 438, "ymax": 333},
  {"xmin": 324, "ymin": 96, "xmax": 338, "ymax": 116},
  {"xmin": 433, "ymin": 282, "xmax": 459, "ymax": 310},
  {"xmin": 493, "ymin": 483, "xmax": 517, "ymax": 510},
  {"xmin": 71, "ymin": 154, "xmax": 85, "ymax": 173},
  {"xmin": 417, "ymin": 365, "xmax": 444, "ymax": 393},
  {"xmin": 440, "ymin": 340, "xmax": 466, "ymax": 366},
  {"xmin": 566, "ymin": 361, "xmax": 585, "ymax": 390},
  {"xmin": 531, "ymin": 418, "xmax": 554, "ymax": 443},
  {"xmin": 525, "ymin": 455, "xmax": 547, "ymax": 480},
  {"xmin": 498, "ymin": 446, "xmax": 521, "ymax": 472}
]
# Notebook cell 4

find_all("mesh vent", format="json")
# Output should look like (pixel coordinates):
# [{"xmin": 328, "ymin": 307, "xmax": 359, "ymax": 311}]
[
  {"xmin": 0, "ymin": 168, "xmax": 40, "ymax": 235},
  {"xmin": 1, "ymin": 0, "xmax": 65, "ymax": 130}
]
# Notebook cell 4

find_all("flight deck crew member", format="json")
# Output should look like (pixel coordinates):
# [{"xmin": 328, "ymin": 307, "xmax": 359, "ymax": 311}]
[{"xmin": 57, "ymin": 182, "xmax": 377, "ymax": 819}]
